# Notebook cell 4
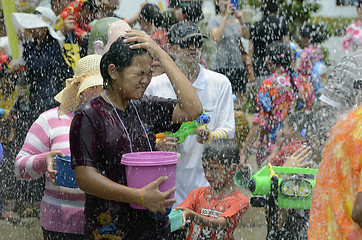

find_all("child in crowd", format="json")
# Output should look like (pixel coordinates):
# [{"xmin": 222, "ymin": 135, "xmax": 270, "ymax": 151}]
[
  {"xmin": 296, "ymin": 24, "xmax": 327, "ymax": 99},
  {"xmin": 269, "ymin": 111, "xmax": 311, "ymax": 167},
  {"xmin": 240, "ymin": 41, "xmax": 315, "ymax": 169},
  {"xmin": 296, "ymin": 24, "xmax": 326, "ymax": 79},
  {"xmin": 176, "ymin": 139, "xmax": 249, "ymax": 240},
  {"xmin": 139, "ymin": 3, "xmax": 168, "ymax": 76}
]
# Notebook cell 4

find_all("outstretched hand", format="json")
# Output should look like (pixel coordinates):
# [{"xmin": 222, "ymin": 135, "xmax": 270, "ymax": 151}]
[
  {"xmin": 175, "ymin": 207, "xmax": 194, "ymax": 228},
  {"xmin": 141, "ymin": 176, "xmax": 176, "ymax": 214},
  {"xmin": 157, "ymin": 137, "xmax": 179, "ymax": 152},
  {"xmin": 283, "ymin": 145, "xmax": 312, "ymax": 168},
  {"xmin": 238, "ymin": 151, "xmax": 249, "ymax": 172},
  {"xmin": 194, "ymin": 126, "xmax": 210, "ymax": 144}
]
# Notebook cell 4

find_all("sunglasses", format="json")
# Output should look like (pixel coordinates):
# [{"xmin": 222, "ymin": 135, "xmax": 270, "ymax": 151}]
[{"xmin": 179, "ymin": 37, "xmax": 203, "ymax": 49}]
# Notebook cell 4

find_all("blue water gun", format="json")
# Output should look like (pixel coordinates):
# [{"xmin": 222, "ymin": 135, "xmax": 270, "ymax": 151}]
[
  {"xmin": 289, "ymin": 41, "xmax": 303, "ymax": 59},
  {"xmin": 157, "ymin": 111, "xmax": 210, "ymax": 143},
  {"xmin": 0, "ymin": 108, "xmax": 10, "ymax": 119}
]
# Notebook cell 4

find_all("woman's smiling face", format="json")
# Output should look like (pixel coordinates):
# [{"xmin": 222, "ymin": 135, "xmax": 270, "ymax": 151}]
[{"xmin": 111, "ymin": 54, "xmax": 153, "ymax": 100}]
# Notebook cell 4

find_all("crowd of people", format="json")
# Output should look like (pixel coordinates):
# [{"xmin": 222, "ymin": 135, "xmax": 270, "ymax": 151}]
[{"xmin": 0, "ymin": 0, "xmax": 361, "ymax": 239}]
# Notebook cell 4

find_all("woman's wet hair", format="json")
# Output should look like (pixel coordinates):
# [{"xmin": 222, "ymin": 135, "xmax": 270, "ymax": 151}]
[
  {"xmin": 100, "ymin": 37, "xmax": 148, "ymax": 89},
  {"xmin": 267, "ymin": 40, "xmax": 306, "ymax": 110},
  {"xmin": 300, "ymin": 24, "xmax": 328, "ymax": 44},
  {"xmin": 202, "ymin": 139, "xmax": 240, "ymax": 167},
  {"xmin": 183, "ymin": 2, "xmax": 204, "ymax": 22},
  {"xmin": 140, "ymin": 3, "xmax": 163, "ymax": 28},
  {"xmin": 261, "ymin": 0, "xmax": 279, "ymax": 15},
  {"xmin": 266, "ymin": 40, "xmax": 292, "ymax": 69}
]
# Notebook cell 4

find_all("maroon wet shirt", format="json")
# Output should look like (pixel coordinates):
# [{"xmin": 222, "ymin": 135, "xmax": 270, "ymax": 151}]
[{"xmin": 70, "ymin": 95, "xmax": 180, "ymax": 240}]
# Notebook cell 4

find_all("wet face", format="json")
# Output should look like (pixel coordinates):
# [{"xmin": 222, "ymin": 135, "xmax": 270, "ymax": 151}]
[
  {"xmin": 283, "ymin": 120, "xmax": 297, "ymax": 140},
  {"xmin": 110, "ymin": 54, "xmax": 153, "ymax": 100},
  {"xmin": 171, "ymin": 36, "xmax": 202, "ymax": 64},
  {"xmin": 79, "ymin": 85, "xmax": 103, "ymax": 103},
  {"xmin": 203, "ymin": 159, "xmax": 234, "ymax": 189},
  {"xmin": 217, "ymin": 0, "xmax": 231, "ymax": 13},
  {"xmin": 23, "ymin": 27, "xmax": 48, "ymax": 43},
  {"xmin": 174, "ymin": 7, "xmax": 185, "ymax": 22},
  {"xmin": 78, "ymin": 6, "xmax": 97, "ymax": 24},
  {"xmin": 101, "ymin": 0, "xmax": 119, "ymax": 11}
]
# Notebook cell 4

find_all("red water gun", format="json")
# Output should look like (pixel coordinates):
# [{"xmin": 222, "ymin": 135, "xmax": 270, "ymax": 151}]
[
  {"xmin": 54, "ymin": 0, "xmax": 87, "ymax": 31},
  {"xmin": 0, "ymin": 52, "xmax": 9, "ymax": 71}
]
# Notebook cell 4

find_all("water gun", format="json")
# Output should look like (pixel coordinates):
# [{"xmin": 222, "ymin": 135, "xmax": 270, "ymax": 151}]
[
  {"xmin": 248, "ymin": 164, "xmax": 318, "ymax": 210},
  {"xmin": 0, "ymin": 52, "xmax": 9, "ymax": 71},
  {"xmin": 156, "ymin": 111, "xmax": 210, "ymax": 144},
  {"xmin": 54, "ymin": 0, "xmax": 86, "ymax": 31},
  {"xmin": 0, "ymin": 108, "xmax": 10, "ymax": 119},
  {"xmin": 289, "ymin": 41, "xmax": 303, "ymax": 59}
]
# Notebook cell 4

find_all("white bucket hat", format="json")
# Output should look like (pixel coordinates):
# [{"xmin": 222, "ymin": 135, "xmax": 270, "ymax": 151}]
[{"xmin": 11, "ymin": 6, "xmax": 61, "ymax": 41}]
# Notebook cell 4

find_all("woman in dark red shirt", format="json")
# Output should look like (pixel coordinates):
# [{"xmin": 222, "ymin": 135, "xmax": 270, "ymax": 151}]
[{"xmin": 70, "ymin": 31, "xmax": 203, "ymax": 239}]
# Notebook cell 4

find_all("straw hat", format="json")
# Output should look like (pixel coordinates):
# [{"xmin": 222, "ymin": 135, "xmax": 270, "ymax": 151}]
[{"xmin": 55, "ymin": 55, "xmax": 103, "ymax": 115}]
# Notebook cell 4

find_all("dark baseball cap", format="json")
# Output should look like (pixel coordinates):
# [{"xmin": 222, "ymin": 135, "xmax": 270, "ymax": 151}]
[{"xmin": 168, "ymin": 21, "xmax": 206, "ymax": 44}]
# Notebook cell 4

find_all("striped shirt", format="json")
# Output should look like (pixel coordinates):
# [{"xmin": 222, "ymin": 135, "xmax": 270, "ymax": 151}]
[{"xmin": 15, "ymin": 107, "xmax": 85, "ymax": 234}]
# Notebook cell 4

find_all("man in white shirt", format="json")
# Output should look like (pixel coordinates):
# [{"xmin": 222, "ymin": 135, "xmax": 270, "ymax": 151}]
[{"xmin": 145, "ymin": 22, "xmax": 235, "ymax": 209}]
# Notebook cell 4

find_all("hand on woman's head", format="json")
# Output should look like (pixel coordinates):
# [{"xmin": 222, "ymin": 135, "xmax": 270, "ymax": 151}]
[{"xmin": 124, "ymin": 30, "xmax": 163, "ymax": 60}]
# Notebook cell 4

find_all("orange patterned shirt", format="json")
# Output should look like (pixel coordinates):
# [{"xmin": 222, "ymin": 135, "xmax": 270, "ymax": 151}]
[{"xmin": 308, "ymin": 106, "xmax": 362, "ymax": 240}]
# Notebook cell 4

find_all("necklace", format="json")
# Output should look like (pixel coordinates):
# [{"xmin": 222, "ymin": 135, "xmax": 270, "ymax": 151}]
[{"xmin": 103, "ymin": 90, "xmax": 153, "ymax": 153}]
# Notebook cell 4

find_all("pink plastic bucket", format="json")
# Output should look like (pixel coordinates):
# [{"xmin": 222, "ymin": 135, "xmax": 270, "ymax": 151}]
[{"xmin": 121, "ymin": 152, "xmax": 180, "ymax": 210}]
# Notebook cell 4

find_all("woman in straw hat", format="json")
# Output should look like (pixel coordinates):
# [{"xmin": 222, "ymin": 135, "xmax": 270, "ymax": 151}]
[
  {"xmin": 70, "ymin": 30, "xmax": 203, "ymax": 239},
  {"xmin": 14, "ymin": 55, "xmax": 104, "ymax": 239}
]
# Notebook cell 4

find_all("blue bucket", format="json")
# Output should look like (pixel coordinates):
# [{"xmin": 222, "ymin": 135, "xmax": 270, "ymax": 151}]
[
  {"xmin": 55, "ymin": 155, "xmax": 78, "ymax": 188},
  {"xmin": 0, "ymin": 142, "xmax": 3, "ymax": 164}
]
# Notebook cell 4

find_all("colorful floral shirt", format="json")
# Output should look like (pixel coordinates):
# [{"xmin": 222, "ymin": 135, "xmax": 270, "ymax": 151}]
[
  {"xmin": 296, "ymin": 44, "xmax": 323, "ymax": 78},
  {"xmin": 253, "ymin": 71, "xmax": 315, "ymax": 167},
  {"xmin": 343, "ymin": 19, "xmax": 362, "ymax": 53},
  {"xmin": 308, "ymin": 106, "xmax": 362, "ymax": 240}
]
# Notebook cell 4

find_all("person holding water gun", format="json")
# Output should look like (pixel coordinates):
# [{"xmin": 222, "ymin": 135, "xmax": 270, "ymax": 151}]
[
  {"xmin": 145, "ymin": 21, "xmax": 235, "ymax": 240},
  {"xmin": 55, "ymin": 0, "xmax": 98, "ymax": 42}
]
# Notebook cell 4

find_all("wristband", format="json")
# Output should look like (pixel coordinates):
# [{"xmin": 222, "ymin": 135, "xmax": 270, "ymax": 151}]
[{"xmin": 140, "ymin": 190, "xmax": 145, "ymax": 207}]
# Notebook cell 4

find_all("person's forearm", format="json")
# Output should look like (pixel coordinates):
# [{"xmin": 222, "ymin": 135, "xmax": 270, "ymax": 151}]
[
  {"xmin": 352, "ymin": 192, "xmax": 362, "ymax": 228},
  {"xmin": 157, "ymin": 51, "xmax": 203, "ymax": 122},
  {"xmin": 240, "ymin": 23, "xmax": 250, "ymax": 39},
  {"xmin": 211, "ymin": 17, "xmax": 228, "ymax": 43},
  {"xmin": 125, "ymin": 10, "xmax": 141, "ymax": 27},
  {"xmin": 189, "ymin": 211, "xmax": 227, "ymax": 229},
  {"xmin": 75, "ymin": 166, "xmax": 142, "ymax": 205},
  {"xmin": 241, "ymin": 123, "xmax": 260, "ymax": 154},
  {"xmin": 269, "ymin": 145, "xmax": 281, "ymax": 164}
]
